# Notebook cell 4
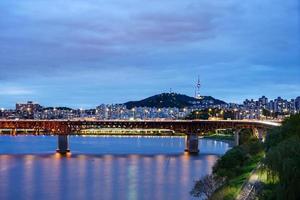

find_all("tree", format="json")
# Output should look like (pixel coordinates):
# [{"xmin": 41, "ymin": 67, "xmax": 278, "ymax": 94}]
[
  {"xmin": 243, "ymin": 139, "xmax": 264, "ymax": 155},
  {"xmin": 262, "ymin": 108, "xmax": 271, "ymax": 117},
  {"xmin": 185, "ymin": 110, "xmax": 209, "ymax": 120},
  {"xmin": 185, "ymin": 108, "xmax": 235, "ymax": 120},
  {"xmin": 264, "ymin": 137, "xmax": 300, "ymax": 200},
  {"xmin": 223, "ymin": 110, "xmax": 235, "ymax": 120},
  {"xmin": 263, "ymin": 114, "xmax": 300, "ymax": 200},
  {"xmin": 239, "ymin": 129, "xmax": 255, "ymax": 145},
  {"xmin": 213, "ymin": 146, "xmax": 248, "ymax": 178},
  {"xmin": 190, "ymin": 174, "xmax": 225, "ymax": 199}
]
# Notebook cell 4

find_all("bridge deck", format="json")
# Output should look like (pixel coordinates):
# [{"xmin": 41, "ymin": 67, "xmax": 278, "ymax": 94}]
[{"xmin": 0, "ymin": 120, "xmax": 280, "ymax": 135}]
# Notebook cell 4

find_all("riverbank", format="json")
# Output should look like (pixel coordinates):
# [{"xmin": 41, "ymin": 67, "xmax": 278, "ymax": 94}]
[
  {"xmin": 212, "ymin": 153, "xmax": 263, "ymax": 199},
  {"xmin": 191, "ymin": 129, "xmax": 264, "ymax": 199}
]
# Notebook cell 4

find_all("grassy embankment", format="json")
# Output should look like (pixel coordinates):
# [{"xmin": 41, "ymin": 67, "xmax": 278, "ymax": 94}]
[
  {"xmin": 199, "ymin": 114, "xmax": 300, "ymax": 200},
  {"xmin": 255, "ymin": 168, "xmax": 279, "ymax": 200},
  {"xmin": 191, "ymin": 129, "xmax": 264, "ymax": 200},
  {"xmin": 211, "ymin": 152, "xmax": 263, "ymax": 199}
]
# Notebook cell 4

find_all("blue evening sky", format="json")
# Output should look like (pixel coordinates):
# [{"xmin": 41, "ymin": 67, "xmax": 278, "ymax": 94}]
[{"xmin": 0, "ymin": 0, "xmax": 299, "ymax": 108}]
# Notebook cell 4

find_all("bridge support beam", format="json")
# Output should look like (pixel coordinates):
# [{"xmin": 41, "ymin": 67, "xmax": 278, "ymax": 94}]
[
  {"xmin": 34, "ymin": 129, "xmax": 40, "ymax": 136},
  {"xmin": 258, "ymin": 129, "xmax": 264, "ymax": 142},
  {"xmin": 252, "ymin": 128, "xmax": 265, "ymax": 142},
  {"xmin": 234, "ymin": 130, "xmax": 241, "ymax": 146},
  {"xmin": 56, "ymin": 135, "xmax": 70, "ymax": 154},
  {"xmin": 185, "ymin": 133, "xmax": 199, "ymax": 154},
  {"xmin": 11, "ymin": 129, "xmax": 17, "ymax": 136}
]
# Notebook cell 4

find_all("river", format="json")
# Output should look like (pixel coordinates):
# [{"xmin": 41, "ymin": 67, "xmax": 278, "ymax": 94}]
[{"xmin": 0, "ymin": 136, "xmax": 230, "ymax": 200}]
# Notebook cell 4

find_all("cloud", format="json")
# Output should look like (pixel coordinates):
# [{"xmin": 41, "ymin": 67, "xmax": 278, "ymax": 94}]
[
  {"xmin": 0, "ymin": 86, "xmax": 35, "ymax": 95},
  {"xmin": 0, "ymin": 0, "xmax": 299, "ymax": 107}
]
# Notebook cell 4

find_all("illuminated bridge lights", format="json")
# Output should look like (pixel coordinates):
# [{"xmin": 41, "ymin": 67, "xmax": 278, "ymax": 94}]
[{"xmin": 0, "ymin": 119, "xmax": 280, "ymax": 154}]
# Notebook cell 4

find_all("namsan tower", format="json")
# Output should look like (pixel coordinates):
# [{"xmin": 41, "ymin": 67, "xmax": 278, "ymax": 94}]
[{"xmin": 194, "ymin": 75, "xmax": 202, "ymax": 99}]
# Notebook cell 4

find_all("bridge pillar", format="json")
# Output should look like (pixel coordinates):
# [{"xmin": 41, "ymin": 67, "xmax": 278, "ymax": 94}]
[
  {"xmin": 234, "ymin": 130, "xmax": 241, "ymax": 146},
  {"xmin": 185, "ymin": 133, "xmax": 199, "ymax": 154},
  {"xmin": 252, "ymin": 128, "xmax": 264, "ymax": 142},
  {"xmin": 56, "ymin": 135, "xmax": 70, "ymax": 154},
  {"xmin": 11, "ymin": 129, "xmax": 17, "ymax": 136},
  {"xmin": 258, "ymin": 129, "xmax": 264, "ymax": 142},
  {"xmin": 34, "ymin": 129, "xmax": 40, "ymax": 136}
]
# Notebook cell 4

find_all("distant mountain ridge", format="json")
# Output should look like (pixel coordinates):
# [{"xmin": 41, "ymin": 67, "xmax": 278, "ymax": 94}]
[{"xmin": 124, "ymin": 93, "xmax": 227, "ymax": 109}]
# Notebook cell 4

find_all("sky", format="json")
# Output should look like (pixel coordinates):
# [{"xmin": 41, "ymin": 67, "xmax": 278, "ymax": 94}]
[{"xmin": 0, "ymin": 0, "xmax": 299, "ymax": 108}]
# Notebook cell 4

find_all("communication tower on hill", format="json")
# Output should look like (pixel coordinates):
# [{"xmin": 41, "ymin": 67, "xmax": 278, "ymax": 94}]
[{"xmin": 195, "ymin": 75, "xmax": 202, "ymax": 99}]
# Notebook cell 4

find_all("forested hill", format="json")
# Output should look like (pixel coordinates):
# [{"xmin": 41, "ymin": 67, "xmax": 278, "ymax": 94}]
[{"xmin": 124, "ymin": 93, "xmax": 227, "ymax": 109}]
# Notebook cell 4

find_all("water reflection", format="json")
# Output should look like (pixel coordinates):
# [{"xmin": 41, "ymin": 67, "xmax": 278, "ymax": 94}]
[{"xmin": 0, "ymin": 136, "xmax": 230, "ymax": 200}]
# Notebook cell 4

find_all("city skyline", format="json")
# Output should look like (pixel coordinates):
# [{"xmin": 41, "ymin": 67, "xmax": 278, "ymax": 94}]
[
  {"xmin": 1, "ymin": 94, "xmax": 298, "ymax": 121},
  {"xmin": 0, "ymin": 0, "xmax": 299, "ymax": 108},
  {"xmin": 0, "ymin": 93, "xmax": 300, "ymax": 110},
  {"xmin": 0, "ymin": 1, "xmax": 299, "ymax": 200}
]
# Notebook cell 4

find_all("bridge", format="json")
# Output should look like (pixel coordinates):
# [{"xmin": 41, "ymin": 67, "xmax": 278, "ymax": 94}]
[{"xmin": 0, "ymin": 120, "xmax": 280, "ymax": 154}]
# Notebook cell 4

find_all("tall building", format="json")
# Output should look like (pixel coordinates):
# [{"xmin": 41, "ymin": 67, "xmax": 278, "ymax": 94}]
[
  {"xmin": 243, "ymin": 99, "xmax": 256, "ymax": 109},
  {"xmin": 295, "ymin": 96, "xmax": 300, "ymax": 111},
  {"xmin": 16, "ymin": 101, "xmax": 42, "ymax": 119},
  {"xmin": 258, "ymin": 96, "xmax": 268, "ymax": 108},
  {"xmin": 268, "ymin": 100, "xmax": 275, "ymax": 111},
  {"xmin": 274, "ymin": 97, "xmax": 285, "ymax": 113},
  {"xmin": 289, "ymin": 99, "xmax": 296, "ymax": 112}
]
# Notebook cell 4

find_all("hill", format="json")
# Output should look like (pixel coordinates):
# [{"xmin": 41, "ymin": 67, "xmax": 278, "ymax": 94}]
[{"xmin": 124, "ymin": 93, "xmax": 227, "ymax": 109}]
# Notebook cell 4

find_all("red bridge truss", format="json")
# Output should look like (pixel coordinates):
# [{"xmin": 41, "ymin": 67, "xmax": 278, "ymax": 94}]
[
  {"xmin": 0, "ymin": 119, "xmax": 279, "ymax": 135},
  {"xmin": 0, "ymin": 120, "xmax": 280, "ymax": 154}
]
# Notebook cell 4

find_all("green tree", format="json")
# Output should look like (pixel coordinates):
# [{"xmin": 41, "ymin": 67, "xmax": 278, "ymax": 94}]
[
  {"xmin": 263, "ymin": 114, "xmax": 300, "ymax": 200},
  {"xmin": 213, "ymin": 146, "xmax": 248, "ymax": 178},
  {"xmin": 185, "ymin": 110, "xmax": 209, "ymax": 120},
  {"xmin": 223, "ymin": 110, "xmax": 235, "ymax": 120},
  {"xmin": 262, "ymin": 108, "xmax": 271, "ymax": 117},
  {"xmin": 190, "ymin": 174, "xmax": 225, "ymax": 199},
  {"xmin": 239, "ymin": 129, "xmax": 255, "ymax": 145}
]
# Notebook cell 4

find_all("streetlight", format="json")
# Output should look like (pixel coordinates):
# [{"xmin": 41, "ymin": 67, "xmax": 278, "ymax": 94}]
[
  {"xmin": 233, "ymin": 108, "xmax": 238, "ymax": 119},
  {"xmin": 131, "ymin": 108, "xmax": 136, "ymax": 119},
  {"xmin": 195, "ymin": 111, "xmax": 199, "ymax": 119},
  {"xmin": 120, "ymin": 110, "xmax": 124, "ymax": 119},
  {"xmin": 144, "ymin": 109, "xmax": 148, "ymax": 119}
]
